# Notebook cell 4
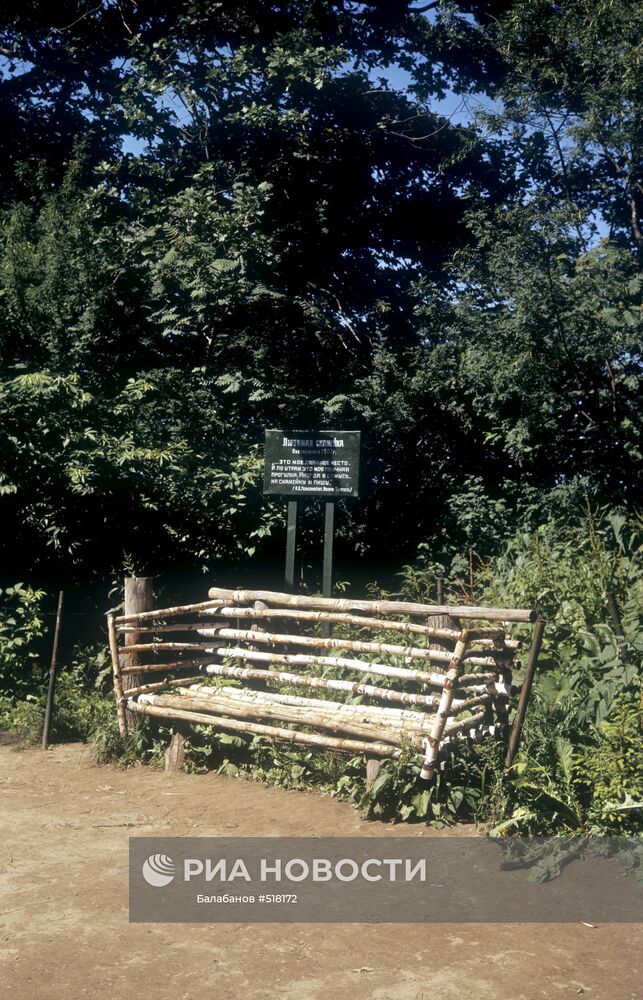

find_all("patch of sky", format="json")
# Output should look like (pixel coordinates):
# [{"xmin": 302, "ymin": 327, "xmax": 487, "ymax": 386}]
[
  {"xmin": 357, "ymin": 56, "xmax": 500, "ymax": 137},
  {"xmin": 121, "ymin": 134, "xmax": 149, "ymax": 155},
  {"xmin": 115, "ymin": 51, "xmax": 223, "ymax": 156},
  {"xmin": 373, "ymin": 250, "xmax": 417, "ymax": 273},
  {"xmin": 0, "ymin": 56, "xmax": 35, "ymax": 80}
]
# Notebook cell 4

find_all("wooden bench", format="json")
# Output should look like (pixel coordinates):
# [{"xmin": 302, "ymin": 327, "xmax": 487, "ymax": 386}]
[{"xmin": 107, "ymin": 588, "xmax": 543, "ymax": 780}]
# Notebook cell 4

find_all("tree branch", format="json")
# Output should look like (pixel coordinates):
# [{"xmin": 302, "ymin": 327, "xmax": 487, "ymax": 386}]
[
  {"xmin": 630, "ymin": 193, "xmax": 642, "ymax": 245},
  {"xmin": 605, "ymin": 361, "xmax": 618, "ymax": 421}
]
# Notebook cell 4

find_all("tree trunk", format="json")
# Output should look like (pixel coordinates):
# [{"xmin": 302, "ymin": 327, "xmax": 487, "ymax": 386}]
[
  {"xmin": 164, "ymin": 731, "xmax": 186, "ymax": 773},
  {"xmin": 122, "ymin": 577, "xmax": 154, "ymax": 729}
]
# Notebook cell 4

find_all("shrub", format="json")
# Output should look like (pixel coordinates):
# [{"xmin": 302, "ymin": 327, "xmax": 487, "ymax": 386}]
[{"xmin": 0, "ymin": 583, "xmax": 47, "ymax": 697}]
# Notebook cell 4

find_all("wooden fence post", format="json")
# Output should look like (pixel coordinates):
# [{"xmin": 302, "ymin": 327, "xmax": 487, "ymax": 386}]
[
  {"xmin": 42, "ymin": 590, "xmax": 64, "ymax": 750},
  {"xmin": 426, "ymin": 580, "xmax": 459, "ymax": 778},
  {"xmin": 505, "ymin": 616, "xmax": 546, "ymax": 768},
  {"xmin": 123, "ymin": 577, "xmax": 154, "ymax": 730}
]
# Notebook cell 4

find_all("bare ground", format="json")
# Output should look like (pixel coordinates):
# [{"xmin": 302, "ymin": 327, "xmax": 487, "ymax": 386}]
[{"xmin": 0, "ymin": 740, "xmax": 640, "ymax": 1000}]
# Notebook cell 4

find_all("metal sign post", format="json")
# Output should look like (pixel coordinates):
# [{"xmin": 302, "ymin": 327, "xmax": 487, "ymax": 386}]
[
  {"xmin": 263, "ymin": 429, "xmax": 361, "ymax": 595},
  {"xmin": 322, "ymin": 501, "xmax": 335, "ymax": 598},
  {"xmin": 285, "ymin": 500, "xmax": 298, "ymax": 591}
]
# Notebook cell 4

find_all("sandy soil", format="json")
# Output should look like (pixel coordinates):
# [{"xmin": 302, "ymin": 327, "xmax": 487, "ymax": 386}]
[{"xmin": 0, "ymin": 740, "xmax": 640, "ymax": 1000}]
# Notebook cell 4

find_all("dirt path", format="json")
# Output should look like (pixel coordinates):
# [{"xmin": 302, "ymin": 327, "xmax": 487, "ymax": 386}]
[{"xmin": 0, "ymin": 741, "xmax": 640, "ymax": 1000}]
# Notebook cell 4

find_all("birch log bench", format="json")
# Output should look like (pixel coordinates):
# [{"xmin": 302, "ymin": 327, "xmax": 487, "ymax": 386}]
[{"xmin": 107, "ymin": 589, "xmax": 543, "ymax": 781}]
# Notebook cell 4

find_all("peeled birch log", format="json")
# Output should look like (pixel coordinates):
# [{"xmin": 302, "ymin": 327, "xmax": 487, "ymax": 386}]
[
  {"xmin": 203, "ymin": 661, "xmax": 441, "ymax": 707},
  {"xmin": 118, "ymin": 641, "xmax": 217, "ymax": 654},
  {"xmin": 117, "ymin": 622, "xmax": 224, "ymax": 635},
  {"xmin": 128, "ymin": 692, "xmax": 486, "ymax": 758},
  {"xmin": 199, "ymin": 607, "xmax": 521, "ymax": 650},
  {"xmin": 421, "ymin": 635, "xmax": 468, "ymax": 780},
  {"xmin": 193, "ymin": 663, "xmax": 488, "ymax": 711},
  {"xmin": 107, "ymin": 613, "xmax": 128, "ymax": 738},
  {"xmin": 206, "ymin": 645, "xmax": 497, "ymax": 688},
  {"xmin": 197, "ymin": 627, "xmax": 503, "ymax": 668},
  {"xmin": 180, "ymin": 683, "xmax": 492, "ymax": 727},
  {"xmin": 126, "ymin": 699, "xmax": 405, "ymax": 759},
  {"xmin": 121, "ymin": 675, "xmax": 207, "ymax": 700},
  {"xmin": 181, "ymin": 684, "xmax": 436, "ymax": 728},
  {"xmin": 120, "ymin": 657, "xmax": 213, "ymax": 675},
  {"xmin": 207, "ymin": 645, "xmax": 449, "ymax": 686},
  {"xmin": 441, "ymin": 717, "xmax": 502, "ymax": 746},
  {"xmin": 114, "ymin": 599, "xmax": 234, "ymax": 624},
  {"xmin": 204, "ymin": 608, "xmax": 459, "ymax": 641},
  {"xmin": 207, "ymin": 587, "xmax": 537, "ymax": 623},
  {"xmin": 143, "ymin": 692, "xmax": 416, "ymax": 745},
  {"xmin": 454, "ymin": 679, "xmax": 499, "ymax": 693},
  {"xmin": 442, "ymin": 710, "xmax": 486, "ymax": 736}
]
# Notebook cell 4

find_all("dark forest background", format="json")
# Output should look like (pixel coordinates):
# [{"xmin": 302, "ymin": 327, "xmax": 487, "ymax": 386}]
[{"xmin": 0, "ymin": 0, "xmax": 640, "ymax": 603}]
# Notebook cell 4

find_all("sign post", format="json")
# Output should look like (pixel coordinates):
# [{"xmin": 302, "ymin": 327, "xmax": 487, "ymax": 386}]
[
  {"xmin": 285, "ymin": 500, "xmax": 298, "ymax": 591},
  {"xmin": 263, "ymin": 429, "xmax": 361, "ymax": 594},
  {"xmin": 322, "ymin": 501, "xmax": 335, "ymax": 599}
]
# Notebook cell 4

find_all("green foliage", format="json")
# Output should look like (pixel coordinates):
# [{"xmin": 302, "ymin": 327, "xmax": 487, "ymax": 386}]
[
  {"xmin": 581, "ymin": 701, "xmax": 643, "ymax": 832},
  {"xmin": 91, "ymin": 715, "xmax": 169, "ymax": 771},
  {"xmin": 443, "ymin": 211, "xmax": 641, "ymax": 495},
  {"xmin": 388, "ymin": 507, "xmax": 642, "ymax": 834},
  {"xmin": 333, "ymin": 748, "xmax": 482, "ymax": 827},
  {"xmin": 477, "ymin": 694, "xmax": 643, "ymax": 837},
  {"xmin": 184, "ymin": 729, "xmax": 347, "ymax": 792},
  {"xmin": 0, "ymin": 583, "xmax": 47, "ymax": 696},
  {"xmin": 477, "ymin": 507, "xmax": 642, "ymax": 728},
  {"xmin": 0, "ymin": 175, "xmax": 287, "ymax": 573},
  {"xmin": 0, "ymin": 4, "xmax": 504, "ymax": 575},
  {"xmin": 336, "ymin": 693, "xmax": 640, "ymax": 835},
  {"xmin": 482, "ymin": 0, "xmax": 643, "ymax": 246},
  {"xmin": 1, "ymin": 3, "xmax": 639, "ymax": 577},
  {"xmin": 0, "ymin": 641, "xmax": 111, "ymax": 742},
  {"xmin": 0, "ymin": 638, "xmax": 172, "ymax": 768},
  {"xmin": 0, "ymin": 674, "xmax": 111, "ymax": 746}
]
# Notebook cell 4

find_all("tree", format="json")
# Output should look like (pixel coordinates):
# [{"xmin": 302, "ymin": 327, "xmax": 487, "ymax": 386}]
[
  {"xmin": 0, "ymin": 2, "xmax": 510, "ymax": 577},
  {"xmin": 474, "ymin": 0, "xmax": 643, "ymax": 252},
  {"xmin": 0, "ymin": 1, "xmax": 639, "ymax": 583}
]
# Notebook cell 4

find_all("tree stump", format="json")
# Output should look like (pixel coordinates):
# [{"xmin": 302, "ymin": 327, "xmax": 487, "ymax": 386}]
[
  {"xmin": 122, "ymin": 577, "xmax": 154, "ymax": 730},
  {"xmin": 164, "ymin": 731, "xmax": 186, "ymax": 773},
  {"xmin": 366, "ymin": 757, "xmax": 382, "ymax": 788}
]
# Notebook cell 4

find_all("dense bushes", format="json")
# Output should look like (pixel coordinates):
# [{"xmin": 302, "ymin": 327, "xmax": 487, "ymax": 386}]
[{"xmin": 0, "ymin": 583, "xmax": 47, "ymax": 697}]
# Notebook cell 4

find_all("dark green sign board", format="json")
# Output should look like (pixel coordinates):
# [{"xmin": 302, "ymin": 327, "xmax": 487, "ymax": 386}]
[{"xmin": 263, "ymin": 429, "xmax": 361, "ymax": 498}]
